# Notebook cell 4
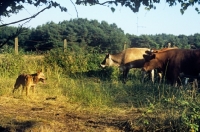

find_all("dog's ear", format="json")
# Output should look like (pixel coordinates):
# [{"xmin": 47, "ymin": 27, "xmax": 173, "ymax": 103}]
[{"xmin": 37, "ymin": 69, "xmax": 42, "ymax": 73}]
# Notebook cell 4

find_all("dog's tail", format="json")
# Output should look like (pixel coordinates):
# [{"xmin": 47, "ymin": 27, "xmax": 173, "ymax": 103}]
[
  {"xmin": 13, "ymin": 81, "xmax": 19, "ymax": 93},
  {"xmin": 13, "ymin": 74, "xmax": 24, "ymax": 93}
]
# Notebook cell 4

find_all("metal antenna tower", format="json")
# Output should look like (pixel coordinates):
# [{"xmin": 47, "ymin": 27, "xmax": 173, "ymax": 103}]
[{"xmin": 136, "ymin": 15, "xmax": 146, "ymax": 35}]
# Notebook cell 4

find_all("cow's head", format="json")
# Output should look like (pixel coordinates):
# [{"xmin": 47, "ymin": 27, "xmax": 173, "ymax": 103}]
[
  {"xmin": 100, "ymin": 53, "xmax": 117, "ymax": 67},
  {"xmin": 143, "ymin": 54, "xmax": 155, "ymax": 62},
  {"xmin": 145, "ymin": 49, "xmax": 157, "ymax": 55},
  {"xmin": 142, "ymin": 54, "xmax": 158, "ymax": 72}
]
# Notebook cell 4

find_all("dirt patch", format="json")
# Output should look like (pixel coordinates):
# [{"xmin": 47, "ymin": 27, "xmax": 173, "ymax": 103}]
[{"xmin": 0, "ymin": 96, "xmax": 142, "ymax": 132}]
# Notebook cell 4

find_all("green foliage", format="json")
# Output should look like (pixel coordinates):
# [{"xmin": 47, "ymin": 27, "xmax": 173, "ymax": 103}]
[
  {"xmin": 0, "ymin": 0, "xmax": 199, "ymax": 21},
  {"xmin": 20, "ymin": 18, "xmax": 128, "ymax": 51},
  {"xmin": 1, "ymin": 19, "xmax": 200, "ymax": 52},
  {"xmin": 62, "ymin": 78, "xmax": 115, "ymax": 107},
  {"xmin": 131, "ymin": 84, "xmax": 200, "ymax": 131},
  {"xmin": 75, "ymin": 0, "xmax": 200, "ymax": 14},
  {"xmin": 0, "ymin": 47, "xmax": 47, "ymax": 79},
  {"xmin": 44, "ymin": 48, "xmax": 103, "ymax": 77},
  {"xmin": 0, "ymin": 26, "xmax": 16, "ymax": 45},
  {"xmin": 0, "ymin": 53, "xmax": 24, "ymax": 77},
  {"xmin": 43, "ymin": 47, "xmax": 124, "ymax": 82},
  {"xmin": 0, "ymin": 0, "xmax": 67, "ymax": 17},
  {"xmin": 181, "ymin": 101, "xmax": 200, "ymax": 131},
  {"xmin": 0, "ymin": 52, "xmax": 200, "ymax": 131}
]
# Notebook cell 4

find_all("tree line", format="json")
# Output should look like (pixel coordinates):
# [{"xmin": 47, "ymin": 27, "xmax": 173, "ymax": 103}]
[{"xmin": 0, "ymin": 18, "xmax": 200, "ymax": 53}]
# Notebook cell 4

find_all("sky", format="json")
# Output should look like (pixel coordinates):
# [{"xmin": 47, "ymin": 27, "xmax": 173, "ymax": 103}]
[{"xmin": 1, "ymin": 0, "xmax": 200, "ymax": 36}]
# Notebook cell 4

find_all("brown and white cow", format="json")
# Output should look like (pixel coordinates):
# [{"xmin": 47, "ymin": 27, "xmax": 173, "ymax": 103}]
[
  {"xmin": 144, "ymin": 47, "xmax": 179, "ymax": 83},
  {"xmin": 151, "ymin": 47, "xmax": 178, "ymax": 53},
  {"xmin": 143, "ymin": 49, "xmax": 200, "ymax": 86},
  {"xmin": 100, "ymin": 48, "xmax": 154, "ymax": 83}
]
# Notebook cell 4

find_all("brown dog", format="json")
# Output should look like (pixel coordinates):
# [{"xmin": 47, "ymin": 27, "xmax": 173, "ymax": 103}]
[{"xmin": 13, "ymin": 70, "xmax": 46, "ymax": 96}]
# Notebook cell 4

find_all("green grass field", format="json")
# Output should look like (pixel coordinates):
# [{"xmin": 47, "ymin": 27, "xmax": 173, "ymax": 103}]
[{"xmin": 0, "ymin": 51, "xmax": 200, "ymax": 131}]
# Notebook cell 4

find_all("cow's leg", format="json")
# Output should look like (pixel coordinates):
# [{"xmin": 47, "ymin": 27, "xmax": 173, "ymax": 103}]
[
  {"xmin": 193, "ymin": 79, "xmax": 198, "ymax": 90},
  {"xmin": 185, "ymin": 78, "xmax": 189, "ymax": 85},
  {"xmin": 122, "ymin": 68, "xmax": 130, "ymax": 84},
  {"xmin": 158, "ymin": 72, "xmax": 162, "ymax": 83},
  {"xmin": 172, "ymin": 77, "xmax": 178, "ymax": 87},
  {"xmin": 141, "ymin": 71, "xmax": 149, "ymax": 83},
  {"xmin": 151, "ymin": 69, "xmax": 155, "ymax": 83},
  {"xmin": 172, "ymin": 71, "xmax": 179, "ymax": 87},
  {"xmin": 141, "ymin": 71, "xmax": 145, "ymax": 83},
  {"xmin": 141, "ymin": 70, "xmax": 154, "ymax": 83}
]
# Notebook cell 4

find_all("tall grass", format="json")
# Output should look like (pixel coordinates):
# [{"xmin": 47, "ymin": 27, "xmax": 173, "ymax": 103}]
[{"xmin": 0, "ymin": 48, "xmax": 200, "ymax": 131}]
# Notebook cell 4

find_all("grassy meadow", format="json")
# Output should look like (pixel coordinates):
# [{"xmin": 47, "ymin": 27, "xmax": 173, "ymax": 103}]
[{"xmin": 0, "ymin": 48, "xmax": 200, "ymax": 131}]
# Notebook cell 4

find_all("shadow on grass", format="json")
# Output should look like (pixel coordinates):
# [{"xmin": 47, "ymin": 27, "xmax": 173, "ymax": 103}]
[
  {"xmin": 84, "ymin": 114, "xmax": 189, "ymax": 131},
  {"xmin": 0, "ymin": 120, "xmax": 37, "ymax": 132}
]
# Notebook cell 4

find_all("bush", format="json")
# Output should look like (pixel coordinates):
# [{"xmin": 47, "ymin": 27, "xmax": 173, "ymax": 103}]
[
  {"xmin": 43, "ymin": 48, "xmax": 116, "ymax": 79},
  {"xmin": 0, "ymin": 54, "xmax": 24, "ymax": 77}
]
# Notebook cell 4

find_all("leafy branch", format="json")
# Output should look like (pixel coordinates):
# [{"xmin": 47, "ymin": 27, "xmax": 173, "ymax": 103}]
[{"xmin": 0, "ymin": 5, "xmax": 51, "ymax": 27}]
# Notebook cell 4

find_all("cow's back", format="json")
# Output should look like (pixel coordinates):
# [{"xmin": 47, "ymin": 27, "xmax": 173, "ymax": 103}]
[
  {"xmin": 122, "ymin": 48, "xmax": 150, "ymax": 64},
  {"xmin": 174, "ymin": 49, "xmax": 200, "ymax": 75},
  {"xmin": 154, "ymin": 49, "xmax": 200, "ymax": 81}
]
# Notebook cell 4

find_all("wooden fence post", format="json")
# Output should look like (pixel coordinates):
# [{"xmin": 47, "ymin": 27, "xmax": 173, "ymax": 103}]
[
  {"xmin": 64, "ymin": 39, "xmax": 67, "ymax": 52},
  {"xmin": 15, "ymin": 37, "xmax": 18, "ymax": 55},
  {"xmin": 124, "ymin": 42, "xmax": 127, "ymax": 50},
  {"xmin": 168, "ymin": 42, "xmax": 171, "ymax": 48}
]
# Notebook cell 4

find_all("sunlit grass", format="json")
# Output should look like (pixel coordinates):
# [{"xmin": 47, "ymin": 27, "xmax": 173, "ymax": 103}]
[{"xmin": 0, "ymin": 52, "xmax": 200, "ymax": 131}]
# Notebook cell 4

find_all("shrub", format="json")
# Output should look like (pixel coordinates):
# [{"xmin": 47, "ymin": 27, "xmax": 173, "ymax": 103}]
[{"xmin": 0, "ymin": 54, "xmax": 24, "ymax": 77}]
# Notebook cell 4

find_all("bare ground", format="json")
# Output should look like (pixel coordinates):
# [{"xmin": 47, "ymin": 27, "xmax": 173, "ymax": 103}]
[{"xmin": 0, "ymin": 95, "xmax": 143, "ymax": 132}]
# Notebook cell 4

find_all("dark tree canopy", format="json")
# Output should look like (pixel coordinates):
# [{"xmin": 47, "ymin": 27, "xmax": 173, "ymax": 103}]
[
  {"xmin": 0, "ymin": 0, "xmax": 67, "ymax": 18},
  {"xmin": 0, "ymin": 0, "xmax": 199, "ymax": 48},
  {"xmin": 0, "ymin": 0, "xmax": 67, "ymax": 47},
  {"xmin": 76, "ymin": 0, "xmax": 200, "ymax": 14},
  {"xmin": 1, "ymin": 18, "xmax": 200, "ymax": 52},
  {"xmin": 0, "ymin": 0, "xmax": 199, "ymax": 19}
]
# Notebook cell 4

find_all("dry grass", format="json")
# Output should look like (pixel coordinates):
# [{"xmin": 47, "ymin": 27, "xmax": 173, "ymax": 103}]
[
  {"xmin": 0, "ymin": 76, "xmax": 191, "ymax": 132},
  {"xmin": 0, "ymin": 53, "xmax": 199, "ymax": 131},
  {"xmin": 0, "ymin": 92, "xmax": 142, "ymax": 132},
  {"xmin": 0, "ymin": 74, "xmax": 142, "ymax": 132}
]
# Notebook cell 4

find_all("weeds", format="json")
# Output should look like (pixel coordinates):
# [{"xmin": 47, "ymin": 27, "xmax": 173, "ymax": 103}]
[{"xmin": 0, "ymin": 49, "xmax": 200, "ymax": 131}]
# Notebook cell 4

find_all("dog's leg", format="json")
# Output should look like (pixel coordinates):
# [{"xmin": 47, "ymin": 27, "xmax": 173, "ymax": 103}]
[
  {"xmin": 25, "ymin": 86, "xmax": 27, "ymax": 96},
  {"xmin": 26, "ymin": 84, "xmax": 32, "ymax": 96},
  {"xmin": 21, "ymin": 86, "xmax": 25, "ymax": 95},
  {"xmin": 32, "ymin": 86, "xmax": 35, "ymax": 94},
  {"xmin": 26, "ymin": 86, "xmax": 28, "ymax": 96},
  {"xmin": 32, "ymin": 84, "xmax": 36, "ymax": 94}
]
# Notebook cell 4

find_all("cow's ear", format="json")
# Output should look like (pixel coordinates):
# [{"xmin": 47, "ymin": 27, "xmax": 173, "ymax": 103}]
[
  {"xmin": 143, "ymin": 54, "xmax": 147, "ymax": 59},
  {"xmin": 151, "ymin": 54, "xmax": 156, "ymax": 59},
  {"xmin": 145, "ymin": 50, "xmax": 151, "ymax": 55},
  {"xmin": 105, "ymin": 53, "xmax": 109, "ymax": 58},
  {"xmin": 108, "ymin": 54, "xmax": 112, "ymax": 59},
  {"xmin": 143, "ymin": 54, "xmax": 149, "ymax": 61},
  {"xmin": 106, "ymin": 53, "xmax": 111, "ymax": 58},
  {"xmin": 150, "ymin": 48, "xmax": 155, "ymax": 52}
]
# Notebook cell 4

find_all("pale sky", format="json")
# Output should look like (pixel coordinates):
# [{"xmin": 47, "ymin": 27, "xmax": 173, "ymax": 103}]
[{"xmin": 1, "ymin": 0, "xmax": 200, "ymax": 36}]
